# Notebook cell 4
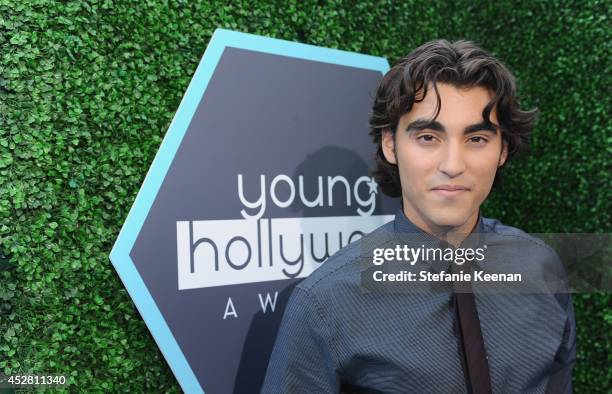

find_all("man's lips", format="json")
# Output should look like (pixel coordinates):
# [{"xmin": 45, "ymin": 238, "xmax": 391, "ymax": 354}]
[
  {"xmin": 432, "ymin": 185, "xmax": 469, "ymax": 191},
  {"xmin": 431, "ymin": 185, "xmax": 470, "ymax": 197}
]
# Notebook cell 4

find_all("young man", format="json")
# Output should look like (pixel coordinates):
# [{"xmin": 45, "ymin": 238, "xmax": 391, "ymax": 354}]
[{"xmin": 262, "ymin": 40, "xmax": 575, "ymax": 393}]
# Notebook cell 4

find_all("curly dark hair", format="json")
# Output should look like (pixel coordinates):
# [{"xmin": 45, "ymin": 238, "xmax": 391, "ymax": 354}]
[{"xmin": 369, "ymin": 39, "xmax": 538, "ymax": 197}]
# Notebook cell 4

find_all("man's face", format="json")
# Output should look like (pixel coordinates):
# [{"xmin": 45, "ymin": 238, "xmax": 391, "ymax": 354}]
[{"xmin": 382, "ymin": 83, "xmax": 508, "ymax": 234}]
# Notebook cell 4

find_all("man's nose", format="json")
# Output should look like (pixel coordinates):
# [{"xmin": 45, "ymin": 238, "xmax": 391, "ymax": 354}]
[{"xmin": 438, "ymin": 142, "xmax": 466, "ymax": 178}]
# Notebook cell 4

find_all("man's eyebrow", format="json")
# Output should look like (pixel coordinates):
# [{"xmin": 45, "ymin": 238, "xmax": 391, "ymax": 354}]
[
  {"xmin": 405, "ymin": 119, "xmax": 445, "ymax": 133},
  {"xmin": 464, "ymin": 122, "xmax": 498, "ymax": 134},
  {"xmin": 405, "ymin": 119, "xmax": 499, "ymax": 134}
]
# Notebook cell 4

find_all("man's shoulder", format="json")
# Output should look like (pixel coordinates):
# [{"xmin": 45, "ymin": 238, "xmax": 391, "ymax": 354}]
[
  {"xmin": 482, "ymin": 216, "xmax": 528, "ymax": 237},
  {"xmin": 296, "ymin": 219, "xmax": 397, "ymax": 294},
  {"xmin": 482, "ymin": 216, "xmax": 557, "ymax": 257},
  {"xmin": 481, "ymin": 216, "xmax": 568, "ymax": 290}
]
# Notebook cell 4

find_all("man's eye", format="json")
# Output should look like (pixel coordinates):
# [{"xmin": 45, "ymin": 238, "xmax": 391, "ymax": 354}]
[
  {"xmin": 469, "ymin": 136, "xmax": 488, "ymax": 144},
  {"xmin": 417, "ymin": 135, "xmax": 437, "ymax": 143}
]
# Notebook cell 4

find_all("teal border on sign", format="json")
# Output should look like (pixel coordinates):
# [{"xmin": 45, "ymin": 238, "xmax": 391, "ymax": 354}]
[{"xmin": 109, "ymin": 28, "xmax": 390, "ymax": 394}]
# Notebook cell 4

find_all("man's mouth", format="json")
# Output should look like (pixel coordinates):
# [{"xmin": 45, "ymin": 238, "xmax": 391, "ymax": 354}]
[{"xmin": 431, "ymin": 185, "xmax": 470, "ymax": 198}]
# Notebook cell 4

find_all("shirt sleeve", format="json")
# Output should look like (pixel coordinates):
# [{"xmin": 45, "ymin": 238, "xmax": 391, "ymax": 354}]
[
  {"xmin": 261, "ymin": 286, "xmax": 341, "ymax": 393},
  {"xmin": 546, "ymin": 292, "xmax": 577, "ymax": 394}
]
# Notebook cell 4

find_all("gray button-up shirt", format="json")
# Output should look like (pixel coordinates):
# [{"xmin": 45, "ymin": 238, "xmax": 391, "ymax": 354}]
[{"xmin": 262, "ymin": 209, "xmax": 576, "ymax": 393}]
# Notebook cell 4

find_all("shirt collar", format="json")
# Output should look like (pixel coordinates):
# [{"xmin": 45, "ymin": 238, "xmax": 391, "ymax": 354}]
[
  {"xmin": 392, "ymin": 207, "xmax": 487, "ymax": 273},
  {"xmin": 393, "ymin": 207, "xmax": 485, "ymax": 238}
]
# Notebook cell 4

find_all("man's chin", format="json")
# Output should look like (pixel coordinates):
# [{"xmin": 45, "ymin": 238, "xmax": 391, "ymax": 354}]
[{"xmin": 427, "ymin": 212, "xmax": 473, "ymax": 231}]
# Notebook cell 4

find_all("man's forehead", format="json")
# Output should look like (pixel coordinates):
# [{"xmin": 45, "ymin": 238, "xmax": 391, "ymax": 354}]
[
  {"xmin": 417, "ymin": 83, "xmax": 493, "ymax": 104},
  {"xmin": 406, "ymin": 83, "xmax": 498, "ymax": 124}
]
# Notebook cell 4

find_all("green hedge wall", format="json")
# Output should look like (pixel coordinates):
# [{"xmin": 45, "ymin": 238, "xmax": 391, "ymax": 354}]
[{"xmin": 1, "ymin": 0, "xmax": 609, "ymax": 392}]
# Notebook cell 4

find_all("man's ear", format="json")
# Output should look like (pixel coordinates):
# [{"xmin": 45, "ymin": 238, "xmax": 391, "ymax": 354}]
[
  {"xmin": 381, "ymin": 130, "xmax": 397, "ymax": 165},
  {"xmin": 499, "ymin": 140, "xmax": 508, "ymax": 167}
]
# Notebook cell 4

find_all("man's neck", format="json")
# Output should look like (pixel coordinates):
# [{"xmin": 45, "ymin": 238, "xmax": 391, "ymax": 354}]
[{"xmin": 402, "ymin": 199, "xmax": 480, "ymax": 247}]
